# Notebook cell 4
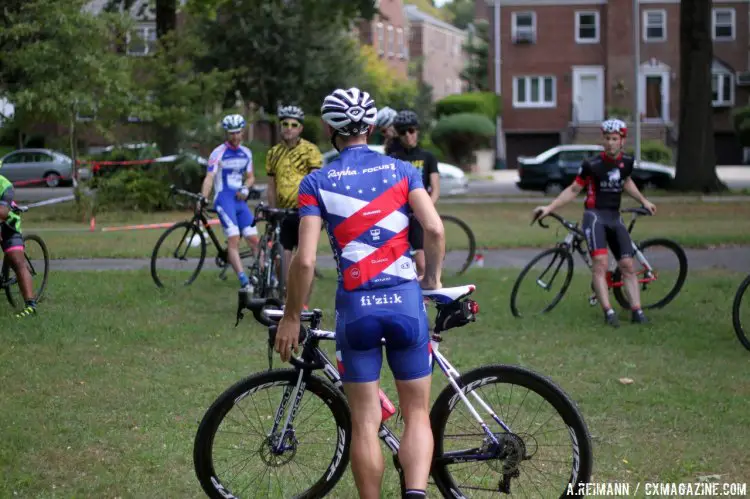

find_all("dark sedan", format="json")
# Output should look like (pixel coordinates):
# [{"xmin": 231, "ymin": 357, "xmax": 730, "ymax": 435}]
[{"xmin": 516, "ymin": 145, "xmax": 675, "ymax": 194}]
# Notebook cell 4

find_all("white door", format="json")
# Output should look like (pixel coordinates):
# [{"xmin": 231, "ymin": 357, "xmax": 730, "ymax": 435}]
[{"xmin": 573, "ymin": 67, "xmax": 604, "ymax": 122}]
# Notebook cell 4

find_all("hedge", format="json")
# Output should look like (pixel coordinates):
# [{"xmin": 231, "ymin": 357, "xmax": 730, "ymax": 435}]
[
  {"xmin": 435, "ymin": 92, "xmax": 500, "ymax": 122},
  {"xmin": 431, "ymin": 112, "xmax": 495, "ymax": 167}
]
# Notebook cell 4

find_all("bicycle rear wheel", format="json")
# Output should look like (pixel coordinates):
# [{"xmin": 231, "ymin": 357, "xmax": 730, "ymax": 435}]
[
  {"xmin": 441, "ymin": 214, "xmax": 477, "ymax": 276},
  {"xmin": 430, "ymin": 364, "xmax": 593, "ymax": 498},
  {"xmin": 612, "ymin": 238, "xmax": 687, "ymax": 310},
  {"xmin": 150, "ymin": 221, "xmax": 206, "ymax": 288},
  {"xmin": 732, "ymin": 274, "xmax": 750, "ymax": 351},
  {"xmin": 194, "ymin": 369, "xmax": 352, "ymax": 499},
  {"xmin": 3, "ymin": 234, "xmax": 49, "ymax": 308},
  {"xmin": 510, "ymin": 247, "xmax": 574, "ymax": 318}
]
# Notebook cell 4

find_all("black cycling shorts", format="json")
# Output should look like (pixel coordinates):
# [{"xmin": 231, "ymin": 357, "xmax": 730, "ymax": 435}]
[
  {"xmin": 279, "ymin": 213, "xmax": 300, "ymax": 251},
  {"xmin": 408, "ymin": 215, "xmax": 424, "ymax": 251},
  {"xmin": 582, "ymin": 209, "xmax": 633, "ymax": 261},
  {"xmin": 0, "ymin": 223, "xmax": 24, "ymax": 253}
]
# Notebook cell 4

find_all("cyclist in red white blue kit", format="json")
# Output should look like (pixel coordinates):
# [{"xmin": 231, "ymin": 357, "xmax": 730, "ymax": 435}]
[
  {"xmin": 199, "ymin": 114, "xmax": 260, "ymax": 291},
  {"xmin": 273, "ymin": 87, "xmax": 446, "ymax": 499},
  {"xmin": 533, "ymin": 118, "xmax": 657, "ymax": 327}
]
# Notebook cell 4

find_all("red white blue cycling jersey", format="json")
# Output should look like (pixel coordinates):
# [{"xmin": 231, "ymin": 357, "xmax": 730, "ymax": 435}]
[
  {"xmin": 299, "ymin": 145, "xmax": 431, "ymax": 383},
  {"xmin": 298, "ymin": 145, "xmax": 424, "ymax": 292},
  {"xmin": 207, "ymin": 143, "xmax": 253, "ymax": 200}
]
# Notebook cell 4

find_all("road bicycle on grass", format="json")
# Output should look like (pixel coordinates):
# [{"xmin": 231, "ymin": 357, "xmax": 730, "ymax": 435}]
[
  {"xmin": 1, "ymin": 203, "xmax": 50, "ymax": 309},
  {"xmin": 732, "ymin": 273, "xmax": 750, "ymax": 351},
  {"xmin": 150, "ymin": 185, "xmax": 263, "ymax": 288},
  {"xmin": 510, "ymin": 207, "xmax": 688, "ymax": 318},
  {"xmin": 193, "ymin": 286, "xmax": 593, "ymax": 498},
  {"xmin": 438, "ymin": 214, "xmax": 477, "ymax": 276}
]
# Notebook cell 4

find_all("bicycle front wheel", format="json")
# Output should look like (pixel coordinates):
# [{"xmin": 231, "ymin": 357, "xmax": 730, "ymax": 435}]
[
  {"xmin": 612, "ymin": 238, "xmax": 687, "ymax": 310},
  {"xmin": 441, "ymin": 214, "xmax": 477, "ymax": 276},
  {"xmin": 194, "ymin": 369, "xmax": 352, "ymax": 499},
  {"xmin": 430, "ymin": 364, "xmax": 593, "ymax": 498},
  {"xmin": 150, "ymin": 221, "xmax": 206, "ymax": 288},
  {"xmin": 733, "ymin": 274, "xmax": 750, "ymax": 351},
  {"xmin": 3, "ymin": 233, "xmax": 50, "ymax": 308},
  {"xmin": 510, "ymin": 247, "xmax": 574, "ymax": 318}
]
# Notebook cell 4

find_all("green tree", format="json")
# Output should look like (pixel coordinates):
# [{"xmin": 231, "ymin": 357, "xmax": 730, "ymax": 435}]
[
  {"xmin": 460, "ymin": 20, "xmax": 489, "ymax": 92},
  {"xmin": 674, "ymin": 0, "xmax": 724, "ymax": 191},
  {"xmin": 195, "ymin": 0, "xmax": 377, "ymax": 120},
  {"xmin": 0, "ymin": 0, "xmax": 134, "ymax": 169},
  {"xmin": 444, "ymin": 0, "xmax": 474, "ymax": 30}
]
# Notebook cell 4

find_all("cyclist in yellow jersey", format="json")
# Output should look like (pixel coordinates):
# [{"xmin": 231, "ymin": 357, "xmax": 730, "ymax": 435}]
[{"xmin": 266, "ymin": 105, "xmax": 323, "ymax": 307}]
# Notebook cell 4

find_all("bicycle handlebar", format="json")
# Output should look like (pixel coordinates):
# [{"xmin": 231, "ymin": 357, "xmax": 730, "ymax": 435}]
[
  {"xmin": 252, "ymin": 203, "xmax": 299, "ymax": 227},
  {"xmin": 533, "ymin": 206, "xmax": 653, "ymax": 231},
  {"xmin": 10, "ymin": 202, "xmax": 28, "ymax": 214},
  {"xmin": 169, "ymin": 184, "xmax": 263, "ymax": 204}
]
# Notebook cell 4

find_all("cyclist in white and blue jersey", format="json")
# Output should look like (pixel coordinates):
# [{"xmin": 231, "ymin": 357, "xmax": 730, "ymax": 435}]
[
  {"xmin": 199, "ymin": 114, "xmax": 260, "ymax": 291},
  {"xmin": 272, "ymin": 88, "xmax": 446, "ymax": 499}
]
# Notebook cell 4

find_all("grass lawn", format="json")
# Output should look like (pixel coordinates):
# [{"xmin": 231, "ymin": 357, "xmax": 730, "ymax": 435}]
[
  {"xmin": 19, "ymin": 199, "xmax": 750, "ymax": 260},
  {"xmin": 2, "ymin": 268, "xmax": 749, "ymax": 497}
]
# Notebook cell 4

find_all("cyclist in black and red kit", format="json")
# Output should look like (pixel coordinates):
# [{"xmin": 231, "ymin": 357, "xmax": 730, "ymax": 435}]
[
  {"xmin": 388, "ymin": 110, "xmax": 440, "ymax": 279},
  {"xmin": 533, "ymin": 118, "xmax": 657, "ymax": 327}
]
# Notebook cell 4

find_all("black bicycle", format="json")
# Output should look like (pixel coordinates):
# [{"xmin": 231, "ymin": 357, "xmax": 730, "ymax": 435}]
[
  {"xmin": 150, "ymin": 185, "xmax": 262, "ymax": 288},
  {"xmin": 510, "ymin": 208, "xmax": 688, "ymax": 318},
  {"xmin": 193, "ymin": 287, "xmax": 593, "ymax": 498},
  {"xmin": 733, "ymin": 274, "xmax": 750, "ymax": 351},
  {"xmin": 1, "ymin": 203, "xmax": 50, "ymax": 308},
  {"xmin": 244, "ymin": 202, "xmax": 297, "ymax": 300}
]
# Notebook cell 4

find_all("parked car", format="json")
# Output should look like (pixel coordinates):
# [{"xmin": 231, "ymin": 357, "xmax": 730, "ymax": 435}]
[
  {"xmin": 322, "ymin": 144, "xmax": 469, "ymax": 195},
  {"xmin": 0, "ymin": 148, "xmax": 76, "ymax": 187},
  {"xmin": 515, "ymin": 144, "xmax": 675, "ymax": 194}
]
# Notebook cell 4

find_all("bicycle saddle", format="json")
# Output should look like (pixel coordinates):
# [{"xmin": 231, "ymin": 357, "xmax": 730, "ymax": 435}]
[{"xmin": 423, "ymin": 285, "xmax": 476, "ymax": 304}]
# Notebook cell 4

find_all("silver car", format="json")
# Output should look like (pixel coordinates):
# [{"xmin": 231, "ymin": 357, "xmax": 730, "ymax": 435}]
[{"xmin": 0, "ymin": 148, "xmax": 75, "ymax": 187}]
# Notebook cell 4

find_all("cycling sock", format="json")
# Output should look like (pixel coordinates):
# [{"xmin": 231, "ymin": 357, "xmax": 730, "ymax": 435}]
[
  {"xmin": 25, "ymin": 299, "xmax": 36, "ymax": 308},
  {"xmin": 605, "ymin": 308, "xmax": 615, "ymax": 316},
  {"xmin": 631, "ymin": 306, "xmax": 642, "ymax": 312},
  {"xmin": 404, "ymin": 490, "xmax": 426, "ymax": 498},
  {"xmin": 238, "ymin": 272, "xmax": 249, "ymax": 287}
]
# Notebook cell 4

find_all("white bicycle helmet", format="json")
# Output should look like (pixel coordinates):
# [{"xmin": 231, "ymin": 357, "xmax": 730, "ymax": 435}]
[
  {"xmin": 601, "ymin": 118, "xmax": 627, "ymax": 137},
  {"xmin": 375, "ymin": 106, "xmax": 398, "ymax": 129},
  {"xmin": 321, "ymin": 87, "xmax": 377, "ymax": 137},
  {"xmin": 222, "ymin": 114, "xmax": 246, "ymax": 133},
  {"xmin": 278, "ymin": 104, "xmax": 305, "ymax": 122}
]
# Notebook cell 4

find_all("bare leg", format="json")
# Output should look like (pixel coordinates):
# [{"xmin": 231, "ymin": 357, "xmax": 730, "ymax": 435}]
[
  {"xmin": 619, "ymin": 257, "xmax": 641, "ymax": 309},
  {"xmin": 343, "ymin": 381, "xmax": 385, "ymax": 499},
  {"xmin": 591, "ymin": 254, "xmax": 612, "ymax": 312},
  {"xmin": 395, "ymin": 375, "xmax": 433, "ymax": 491},
  {"xmin": 413, "ymin": 250, "xmax": 425, "ymax": 279},
  {"xmin": 8, "ymin": 250, "xmax": 34, "ymax": 302},
  {"xmin": 226, "ymin": 235, "xmax": 243, "ymax": 275}
]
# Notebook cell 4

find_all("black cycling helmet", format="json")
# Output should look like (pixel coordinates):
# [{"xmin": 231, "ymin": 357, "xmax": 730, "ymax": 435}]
[{"xmin": 393, "ymin": 110, "xmax": 419, "ymax": 132}]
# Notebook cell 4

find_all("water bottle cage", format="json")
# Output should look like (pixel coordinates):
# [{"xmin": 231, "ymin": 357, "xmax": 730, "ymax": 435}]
[{"xmin": 434, "ymin": 299, "xmax": 479, "ymax": 334}]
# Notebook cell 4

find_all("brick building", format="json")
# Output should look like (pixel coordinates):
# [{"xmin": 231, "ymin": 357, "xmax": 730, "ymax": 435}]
[
  {"xmin": 358, "ymin": 0, "xmax": 410, "ymax": 79},
  {"xmin": 405, "ymin": 5, "xmax": 468, "ymax": 101},
  {"xmin": 476, "ymin": 0, "xmax": 750, "ymax": 167}
]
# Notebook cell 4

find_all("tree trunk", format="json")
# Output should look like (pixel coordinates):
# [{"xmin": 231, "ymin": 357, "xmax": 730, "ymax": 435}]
[
  {"xmin": 155, "ymin": 0, "xmax": 179, "ymax": 155},
  {"xmin": 674, "ymin": 0, "xmax": 725, "ymax": 192}
]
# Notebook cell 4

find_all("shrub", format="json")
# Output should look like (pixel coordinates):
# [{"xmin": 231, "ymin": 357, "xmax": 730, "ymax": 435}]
[
  {"xmin": 431, "ymin": 113, "xmax": 495, "ymax": 167},
  {"xmin": 94, "ymin": 168, "xmax": 175, "ymax": 213},
  {"xmin": 435, "ymin": 92, "xmax": 500, "ymax": 122},
  {"xmin": 626, "ymin": 140, "xmax": 673, "ymax": 164},
  {"xmin": 420, "ymin": 133, "xmax": 445, "ymax": 162},
  {"xmin": 301, "ymin": 115, "xmax": 324, "ymax": 145}
]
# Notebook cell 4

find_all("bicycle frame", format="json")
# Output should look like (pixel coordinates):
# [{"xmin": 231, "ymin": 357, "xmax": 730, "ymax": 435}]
[
  {"xmin": 262, "ymin": 316, "xmax": 511, "ymax": 472},
  {"xmin": 540, "ymin": 212, "xmax": 658, "ymax": 290}
]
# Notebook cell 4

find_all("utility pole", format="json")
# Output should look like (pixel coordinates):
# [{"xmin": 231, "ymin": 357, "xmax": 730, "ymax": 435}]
[
  {"xmin": 493, "ymin": 0, "xmax": 506, "ymax": 169},
  {"xmin": 633, "ymin": 0, "xmax": 641, "ymax": 163}
]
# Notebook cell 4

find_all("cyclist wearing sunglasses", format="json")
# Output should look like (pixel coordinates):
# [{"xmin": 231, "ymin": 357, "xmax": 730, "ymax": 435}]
[
  {"xmin": 266, "ymin": 105, "xmax": 323, "ymax": 305},
  {"xmin": 388, "ymin": 110, "xmax": 440, "ymax": 279},
  {"xmin": 376, "ymin": 106, "xmax": 399, "ymax": 153},
  {"xmin": 200, "ymin": 114, "xmax": 260, "ymax": 292}
]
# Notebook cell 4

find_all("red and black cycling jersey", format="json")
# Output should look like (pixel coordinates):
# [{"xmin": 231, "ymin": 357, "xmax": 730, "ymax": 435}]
[{"xmin": 574, "ymin": 152, "xmax": 634, "ymax": 211}]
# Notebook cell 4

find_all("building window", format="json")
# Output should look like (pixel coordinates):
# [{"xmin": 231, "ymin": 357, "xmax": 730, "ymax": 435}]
[
  {"xmin": 575, "ymin": 11, "xmax": 599, "ymax": 43},
  {"xmin": 712, "ymin": 8, "xmax": 735, "ymax": 41},
  {"xmin": 513, "ymin": 76, "xmax": 556, "ymax": 108},
  {"xmin": 397, "ymin": 28, "xmax": 404, "ymax": 59},
  {"xmin": 126, "ymin": 24, "xmax": 157, "ymax": 55},
  {"xmin": 643, "ymin": 10, "xmax": 666, "ymax": 42},
  {"xmin": 377, "ymin": 22, "xmax": 384, "ymax": 54},
  {"xmin": 387, "ymin": 25, "xmax": 394, "ymax": 57},
  {"xmin": 511, "ymin": 11, "xmax": 536, "ymax": 44},
  {"xmin": 712, "ymin": 72, "xmax": 734, "ymax": 107}
]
